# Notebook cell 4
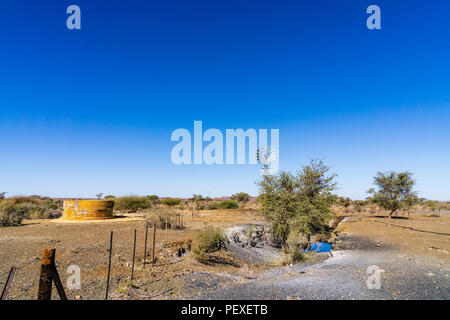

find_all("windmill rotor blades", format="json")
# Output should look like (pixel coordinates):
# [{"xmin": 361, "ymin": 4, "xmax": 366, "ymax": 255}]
[{"xmin": 257, "ymin": 146, "xmax": 275, "ymax": 165}]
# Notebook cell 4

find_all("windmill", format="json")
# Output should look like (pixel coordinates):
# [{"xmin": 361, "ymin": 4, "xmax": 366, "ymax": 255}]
[{"xmin": 256, "ymin": 145, "xmax": 276, "ymax": 175}]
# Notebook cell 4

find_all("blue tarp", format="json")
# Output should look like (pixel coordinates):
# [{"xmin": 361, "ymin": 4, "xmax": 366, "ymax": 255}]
[{"xmin": 307, "ymin": 242, "xmax": 332, "ymax": 253}]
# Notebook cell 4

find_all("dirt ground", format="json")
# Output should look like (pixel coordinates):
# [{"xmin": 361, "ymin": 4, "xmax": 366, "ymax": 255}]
[
  {"xmin": 0, "ymin": 209, "xmax": 263, "ymax": 300},
  {"xmin": 0, "ymin": 209, "xmax": 448, "ymax": 300},
  {"xmin": 338, "ymin": 214, "xmax": 450, "ymax": 262}
]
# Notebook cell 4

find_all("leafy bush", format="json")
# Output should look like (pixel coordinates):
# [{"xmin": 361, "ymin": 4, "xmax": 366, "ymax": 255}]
[
  {"xmin": 146, "ymin": 195, "xmax": 159, "ymax": 201},
  {"xmin": 284, "ymin": 231, "xmax": 307, "ymax": 263},
  {"xmin": 425, "ymin": 200, "xmax": 445, "ymax": 217},
  {"xmin": 218, "ymin": 200, "xmax": 239, "ymax": 209},
  {"xmin": 231, "ymin": 192, "xmax": 250, "ymax": 204},
  {"xmin": 0, "ymin": 211, "xmax": 24, "ymax": 226},
  {"xmin": 0, "ymin": 197, "xmax": 63, "ymax": 226},
  {"xmin": 160, "ymin": 198, "xmax": 181, "ymax": 207},
  {"xmin": 0, "ymin": 202, "xmax": 25, "ymax": 226},
  {"xmin": 258, "ymin": 159, "xmax": 337, "ymax": 248},
  {"xmin": 113, "ymin": 196, "xmax": 152, "ymax": 212},
  {"xmin": 284, "ymin": 247, "xmax": 306, "ymax": 264},
  {"xmin": 43, "ymin": 198, "xmax": 59, "ymax": 210},
  {"xmin": 195, "ymin": 227, "xmax": 226, "ymax": 254},
  {"xmin": 206, "ymin": 202, "xmax": 220, "ymax": 210}
]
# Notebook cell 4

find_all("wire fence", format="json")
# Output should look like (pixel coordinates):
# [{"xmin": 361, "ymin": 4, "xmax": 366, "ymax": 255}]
[{"xmin": 1, "ymin": 217, "xmax": 187, "ymax": 300}]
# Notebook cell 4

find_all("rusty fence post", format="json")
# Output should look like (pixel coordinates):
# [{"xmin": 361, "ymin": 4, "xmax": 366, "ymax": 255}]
[
  {"xmin": 1, "ymin": 267, "xmax": 16, "ymax": 300},
  {"xmin": 131, "ymin": 229, "xmax": 136, "ymax": 280},
  {"xmin": 143, "ymin": 224, "xmax": 148, "ymax": 269},
  {"xmin": 37, "ymin": 248, "xmax": 56, "ymax": 300},
  {"xmin": 105, "ymin": 231, "xmax": 113, "ymax": 300},
  {"xmin": 152, "ymin": 223, "xmax": 156, "ymax": 265}
]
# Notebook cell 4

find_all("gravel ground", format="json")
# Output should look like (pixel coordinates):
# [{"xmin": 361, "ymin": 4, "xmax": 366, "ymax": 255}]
[{"xmin": 180, "ymin": 232, "xmax": 450, "ymax": 300}]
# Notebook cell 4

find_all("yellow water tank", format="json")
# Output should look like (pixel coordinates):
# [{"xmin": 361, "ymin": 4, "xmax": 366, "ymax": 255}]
[{"xmin": 63, "ymin": 200, "xmax": 114, "ymax": 220}]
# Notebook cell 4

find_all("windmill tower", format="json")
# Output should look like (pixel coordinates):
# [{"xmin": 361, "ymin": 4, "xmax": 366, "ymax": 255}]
[{"xmin": 256, "ymin": 146, "xmax": 276, "ymax": 176}]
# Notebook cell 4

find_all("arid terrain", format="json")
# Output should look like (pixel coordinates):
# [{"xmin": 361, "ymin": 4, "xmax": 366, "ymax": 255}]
[{"xmin": 0, "ymin": 209, "xmax": 449, "ymax": 300}]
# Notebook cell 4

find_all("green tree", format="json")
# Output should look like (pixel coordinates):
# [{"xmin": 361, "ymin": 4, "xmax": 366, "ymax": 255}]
[
  {"xmin": 191, "ymin": 194, "xmax": 204, "ymax": 213},
  {"xmin": 258, "ymin": 159, "xmax": 337, "ymax": 248},
  {"xmin": 191, "ymin": 194, "xmax": 204, "ymax": 203},
  {"xmin": 403, "ymin": 194, "xmax": 420, "ymax": 218},
  {"xmin": 231, "ymin": 192, "xmax": 250, "ymax": 206},
  {"xmin": 367, "ymin": 171, "xmax": 417, "ymax": 218},
  {"xmin": 339, "ymin": 197, "xmax": 352, "ymax": 213},
  {"xmin": 218, "ymin": 200, "xmax": 239, "ymax": 209},
  {"xmin": 353, "ymin": 200, "xmax": 366, "ymax": 213},
  {"xmin": 146, "ymin": 195, "xmax": 159, "ymax": 201},
  {"xmin": 425, "ymin": 200, "xmax": 444, "ymax": 217},
  {"xmin": 0, "ymin": 192, "xmax": 6, "ymax": 200}
]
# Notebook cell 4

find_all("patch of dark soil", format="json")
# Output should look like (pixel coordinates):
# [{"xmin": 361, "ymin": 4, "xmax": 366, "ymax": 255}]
[{"xmin": 333, "ymin": 232, "xmax": 392, "ymax": 251}]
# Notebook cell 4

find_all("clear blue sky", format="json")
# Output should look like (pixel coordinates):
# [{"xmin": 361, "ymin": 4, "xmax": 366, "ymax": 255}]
[{"xmin": 1, "ymin": 1, "xmax": 449, "ymax": 200}]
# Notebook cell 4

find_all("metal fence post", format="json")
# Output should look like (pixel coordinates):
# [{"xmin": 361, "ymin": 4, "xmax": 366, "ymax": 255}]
[
  {"xmin": 105, "ymin": 231, "xmax": 113, "ymax": 300},
  {"xmin": 131, "ymin": 229, "xmax": 136, "ymax": 280},
  {"xmin": 143, "ymin": 224, "xmax": 148, "ymax": 269},
  {"xmin": 152, "ymin": 223, "xmax": 157, "ymax": 265}
]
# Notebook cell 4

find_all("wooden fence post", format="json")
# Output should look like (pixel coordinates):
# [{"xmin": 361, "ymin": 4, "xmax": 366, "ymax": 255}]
[
  {"xmin": 37, "ymin": 248, "xmax": 55, "ymax": 300},
  {"xmin": 1, "ymin": 267, "xmax": 16, "ymax": 300}
]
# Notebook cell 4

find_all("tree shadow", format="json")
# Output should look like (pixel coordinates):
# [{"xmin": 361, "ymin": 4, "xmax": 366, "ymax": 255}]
[{"xmin": 372, "ymin": 215, "xmax": 409, "ymax": 220}]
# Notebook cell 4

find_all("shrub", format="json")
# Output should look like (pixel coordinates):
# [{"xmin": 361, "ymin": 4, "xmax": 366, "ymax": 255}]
[
  {"xmin": 160, "ymin": 198, "xmax": 181, "ymax": 207},
  {"xmin": 0, "ymin": 211, "xmax": 25, "ymax": 226},
  {"xmin": 207, "ymin": 202, "xmax": 220, "ymax": 210},
  {"xmin": 285, "ymin": 231, "xmax": 307, "ymax": 263},
  {"xmin": 284, "ymin": 248, "xmax": 306, "ymax": 264},
  {"xmin": 258, "ymin": 159, "xmax": 337, "ymax": 248},
  {"xmin": 0, "ymin": 197, "xmax": 63, "ymax": 226},
  {"xmin": 0, "ymin": 202, "xmax": 25, "ymax": 226},
  {"xmin": 150, "ymin": 207, "xmax": 178, "ymax": 229},
  {"xmin": 43, "ymin": 198, "xmax": 59, "ymax": 210},
  {"xmin": 218, "ymin": 200, "xmax": 239, "ymax": 209},
  {"xmin": 231, "ymin": 192, "xmax": 250, "ymax": 204},
  {"xmin": 113, "ymin": 196, "xmax": 152, "ymax": 212},
  {"xmin": 8, "ymin": 196, "xmax": 40, "ymax": 205},
  {"xmin": 425, "ymin": 200, "xmax": 444, "ymax": 217},
  {"xmin": 146, "ymin": 195, "xmax": 159, "ymax": 201},
  {"xmin": 195, "ymin": 227, "xmax": 226, "ymax": 254}
]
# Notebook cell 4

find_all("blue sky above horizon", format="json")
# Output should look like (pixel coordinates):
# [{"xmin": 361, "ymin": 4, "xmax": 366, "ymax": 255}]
[{"xmin": 1, "ymin": 1, "xmax": 449, "ymax": 200}]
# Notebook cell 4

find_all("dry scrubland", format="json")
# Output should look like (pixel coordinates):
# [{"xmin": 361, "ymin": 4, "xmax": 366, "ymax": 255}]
[
  {"xmin": 0, "ymin": 204, "xmax": 264, "ymax": 300},
  {"xmin": 0, "ymin": 196, "xmax": 449, "ymax": 300}
]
